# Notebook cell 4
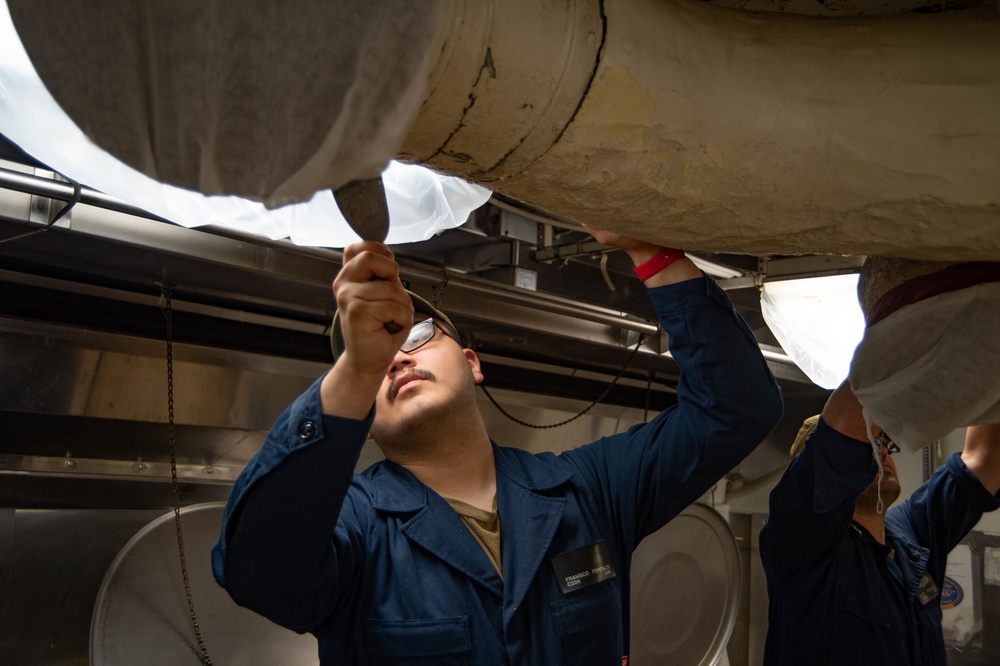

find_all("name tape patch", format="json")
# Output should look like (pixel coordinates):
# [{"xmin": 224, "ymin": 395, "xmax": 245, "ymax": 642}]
[{"xmin": 550, "ymin": 541, "xmax": 617, "ymax": 594}]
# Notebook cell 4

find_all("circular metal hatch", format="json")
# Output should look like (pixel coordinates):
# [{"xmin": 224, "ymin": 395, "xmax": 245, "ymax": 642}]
[
  {"xmin": 91, "ymin": 502, "xmax": 318, "ymax": 665},
  {"xmin": 629, "ymin": 503, "xmax": 740, "ymax": 666}
]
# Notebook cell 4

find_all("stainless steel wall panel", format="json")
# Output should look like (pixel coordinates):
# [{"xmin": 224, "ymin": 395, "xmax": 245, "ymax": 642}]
[{"xmin": 0, "ymin": 508, "xmax": 163, "ymax": 665}]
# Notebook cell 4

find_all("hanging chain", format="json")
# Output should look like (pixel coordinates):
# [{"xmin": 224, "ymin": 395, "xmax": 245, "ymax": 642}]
[
  {"xmin": 479, "ymin": 332, "xmax": 649, "ymax": 429},
  {"xmin": 160, "ymin": 282, "xmax": 213, "ymax": 665},
  {"xmin": 431, "ymin": 267, "xmax": 450, "ymax": 309}
]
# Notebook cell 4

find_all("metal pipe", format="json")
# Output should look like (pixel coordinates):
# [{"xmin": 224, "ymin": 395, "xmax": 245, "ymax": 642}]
[{"xmin": 0, "ymin": 165, "xmax": 165, "ymax": 221}]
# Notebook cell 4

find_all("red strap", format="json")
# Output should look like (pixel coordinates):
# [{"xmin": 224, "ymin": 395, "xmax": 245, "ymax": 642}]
[{"xmin": 633, "ymin": 247, "xmax": 685, "ymax": 282}]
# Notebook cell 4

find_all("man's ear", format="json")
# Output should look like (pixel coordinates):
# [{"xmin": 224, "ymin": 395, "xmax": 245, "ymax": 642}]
[{"xmin": 465, "ymin": 348, "xmax": 484, "ymax": 385}]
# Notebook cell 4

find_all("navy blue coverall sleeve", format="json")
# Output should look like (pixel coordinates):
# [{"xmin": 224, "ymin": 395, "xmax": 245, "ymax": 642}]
[
  {"xmin": 887, "ymin": 451, "xmax": 1000, "ymax": 585},
  {"xmin": 559, "ymin": 276, "xmax": 783, "ymax": 549},
  {"xmin": 211, "ymin": 376, "xmax": 374, "ymax": 632},
  {"xmin": 760, "ymin": 419, "xmax": 879, "ymax": 577}
]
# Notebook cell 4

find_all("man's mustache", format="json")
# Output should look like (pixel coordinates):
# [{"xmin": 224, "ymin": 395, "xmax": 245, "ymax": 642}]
[{"xmin": 387, "ymin": 368, "xmax": 435, "ymax": 402}]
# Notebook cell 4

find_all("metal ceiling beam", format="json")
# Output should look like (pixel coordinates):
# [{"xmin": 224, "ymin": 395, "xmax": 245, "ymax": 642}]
[{"xmin": 0, "ymin": 162, "xmax": 806, "ymax": 382}]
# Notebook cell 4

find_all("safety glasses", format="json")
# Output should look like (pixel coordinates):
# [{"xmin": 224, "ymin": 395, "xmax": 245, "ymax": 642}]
[
  {"xmin": 399, "ymin": 318, "xmax": 457, "ymax": 354},
  {"xmin": 876, "ymin": 431, "xmax": 901, "ymax": 456}
]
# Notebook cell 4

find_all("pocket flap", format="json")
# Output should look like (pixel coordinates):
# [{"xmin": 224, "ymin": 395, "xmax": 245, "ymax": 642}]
[{"xmin": 364, "ymin": 616, "xmax": 471, "ymax": 657}]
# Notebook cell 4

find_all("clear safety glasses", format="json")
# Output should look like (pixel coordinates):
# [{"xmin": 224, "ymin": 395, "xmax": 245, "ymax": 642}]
[
  {"xmin": 876, "ymin": 432, "xmax": 901, "ymax": 456},
  {"xmin": 399, "ymin": 318, "xmax": 456, "ymax": 354}
]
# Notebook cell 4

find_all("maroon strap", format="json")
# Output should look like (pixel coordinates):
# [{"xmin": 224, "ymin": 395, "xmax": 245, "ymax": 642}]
[{"xmin": 867, "ymin": 262, "xmax": 1000, "ymax": 327}]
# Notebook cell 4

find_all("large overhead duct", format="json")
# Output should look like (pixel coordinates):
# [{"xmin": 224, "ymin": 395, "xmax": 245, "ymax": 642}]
[{"xmin": 7, "ymin": 0, "xmax": 1000, "ymax": 259}]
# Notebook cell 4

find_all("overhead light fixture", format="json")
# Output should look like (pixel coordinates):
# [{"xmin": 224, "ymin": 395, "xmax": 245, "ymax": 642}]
[
  {"xmin": 686, "ymin": 255, "xmax": 744, "ymax": 280},
  {"xmin": 761, "ymin": 274, "xmax": 865, "ymax": 389}
]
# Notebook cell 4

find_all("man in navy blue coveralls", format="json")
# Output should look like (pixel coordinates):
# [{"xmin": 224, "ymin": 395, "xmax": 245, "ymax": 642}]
[
  {"xmin": 760, "ymin": 380, "xmax": 1000, "ymax": 666},
  {"xmin": 213, "ymin": 229, "xmax": 783, "ymax": 665}
]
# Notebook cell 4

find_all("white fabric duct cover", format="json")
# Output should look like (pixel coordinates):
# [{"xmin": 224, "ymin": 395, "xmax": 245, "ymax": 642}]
[
  {"xmin": 0, "ymin": 4, "xmax": 490, "ymax": 246},
  {"xmin": 6, "ymin": 0, "xmax": 452, "ymax": 205},
  {"xmin": 848, "ymin": 282, "xmax": 1000, "ymax": 451}
]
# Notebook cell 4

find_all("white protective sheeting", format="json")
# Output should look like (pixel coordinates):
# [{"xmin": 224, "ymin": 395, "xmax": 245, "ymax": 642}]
[
  {"xmin": 848, "ymin": 282, "xmax": 1000, "ymax": 451},
  {"xmin": 0, "ymin": 2, "xmax": 490, "ymax": 246},
  {"xmin": 7, "ymin": 0, "xmax": 451, "ymax": 204},
  {"xmin": 761, "ymin": 275, "xmax": 866, "ymax": 389}
]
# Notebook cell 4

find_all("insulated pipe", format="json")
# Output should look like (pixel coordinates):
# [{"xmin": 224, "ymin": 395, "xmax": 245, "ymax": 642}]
[
  {"xmin": 401, "ymin": 0, "xmax": 1000, "ymax": 260},
  {"xmin": 399, "ymin": 1, "xmax": 603, "ymax": 185},
  {"xmin": 9, "ymin": 0, "xmax": 1000, "ymax": 260}
]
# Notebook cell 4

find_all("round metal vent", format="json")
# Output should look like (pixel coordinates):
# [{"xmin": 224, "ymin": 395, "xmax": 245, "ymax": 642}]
[
  {"xmin": 630, "ymin": 503, "xmax": 740, "ymax": 665},
  {"xmin": 91, "ymin": 502, "xmax": 318, "ymax": 665}
]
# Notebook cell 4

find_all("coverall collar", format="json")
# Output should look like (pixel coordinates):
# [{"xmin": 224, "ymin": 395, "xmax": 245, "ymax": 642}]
[
  {"xmin": 853, "ymin": 519, "xmax": 931, "ymax": 602},
  {"xmin": 367, "ymin": 442, "xmax": 575, "ymax": 622}
]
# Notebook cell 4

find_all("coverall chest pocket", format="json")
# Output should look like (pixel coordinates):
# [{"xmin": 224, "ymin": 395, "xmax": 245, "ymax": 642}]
[
  {"xmin": 839, "ymin": 590, "xmax": 907, "ymax": 650},
  {"xmin": 550, "ymin": 579, "xmax": 623, "ymax": 666},
  {"xmin": 363, "ymin": 616, "xmax": 472, "ymax": 665}
]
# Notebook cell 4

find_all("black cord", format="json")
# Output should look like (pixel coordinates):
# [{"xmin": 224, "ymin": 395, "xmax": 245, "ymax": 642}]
[
  {"xmin": 0, "ymin": 178, "xmax": 82, "ymax": 245},
  {"xmin": 431, "ymin": 262, "xmax": 652, "ymax": 429},
  {"xmin": 50, "ymin": 179, "xmax": 83, "ymax": 225},
  {"xmin": 479, "ymin": 332, "xmax": 649, "ymax": 429}
]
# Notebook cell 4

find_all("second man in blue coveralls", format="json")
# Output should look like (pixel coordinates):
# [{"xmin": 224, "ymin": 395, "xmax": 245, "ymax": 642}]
[{"xmin": 760, "ymin": 380, "xmax": 1000, "ymax": 665}]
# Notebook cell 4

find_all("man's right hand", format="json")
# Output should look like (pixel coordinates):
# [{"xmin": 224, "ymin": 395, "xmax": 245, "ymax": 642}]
[{"xmin": 322, "ymin": 241, "xmax": 414, "ymax": 418}]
